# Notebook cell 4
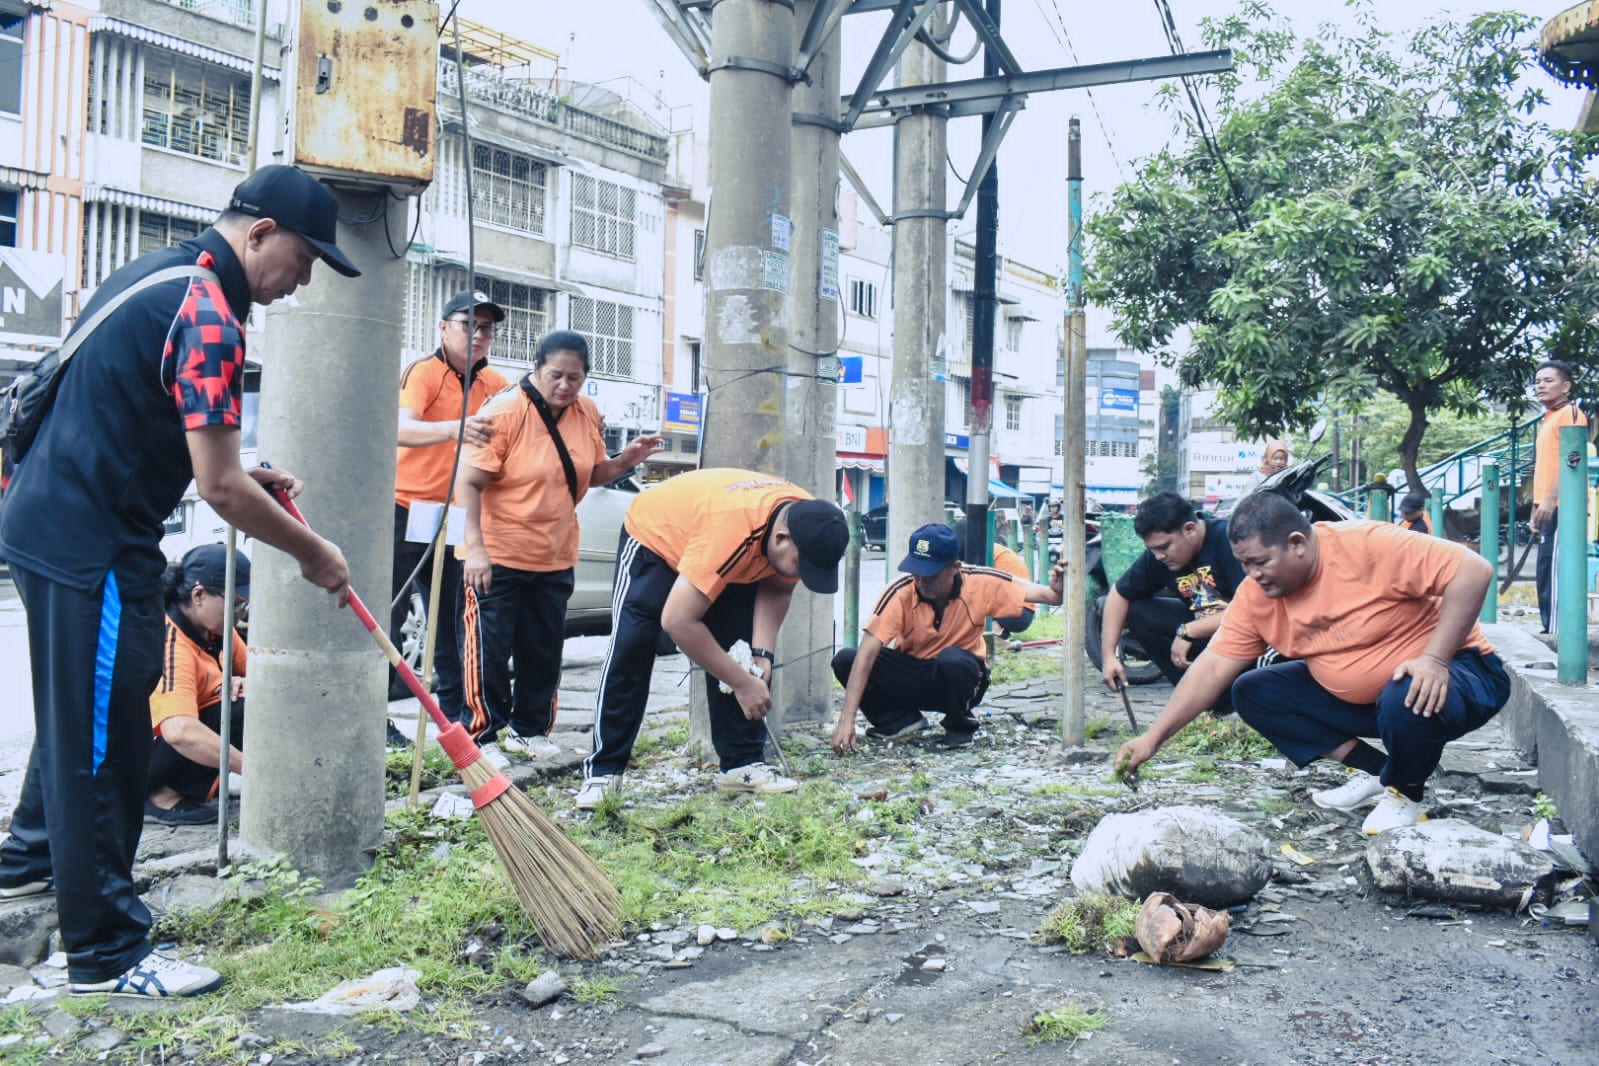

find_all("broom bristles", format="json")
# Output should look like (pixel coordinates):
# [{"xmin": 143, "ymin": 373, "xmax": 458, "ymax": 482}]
[{"xmin": 459, "ymin": 756, "xmax": 623, "ymax": 960}]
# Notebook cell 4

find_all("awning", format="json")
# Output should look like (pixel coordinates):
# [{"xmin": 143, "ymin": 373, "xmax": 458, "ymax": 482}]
[
  {"xmin": 988, "ymin": 478, "xmax": 1026, "ymax": 499},
  {"xmin": 82, "ymin": 186, "xmax": 219, "ymax": 222},
  {"xmin": 836, "ymin": 452, "xmax": 885, "ymax": 474},
  {"xmin": 0, "ymin": 166, "xmax": 48, "ymax": 190},
  {"xmin": 87, "ymin": 16, "xmax": 281, "ymax": 80}
]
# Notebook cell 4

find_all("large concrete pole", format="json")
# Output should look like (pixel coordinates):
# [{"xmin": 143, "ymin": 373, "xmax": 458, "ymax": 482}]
[
  {"xmin": 888, "ymin": 15, "xmax": 949, "ymax": 557},
  {"xmin": 694, "ymin": 0, "xmax": 794, "ymax": 752},
  {"xmin": 778, "ymin": 0, "xmax": 841, "ymax": 725},
  {"xmin": 242, "ymin": 191, "xmax": 406, "ymax": 886},
  {"xmin": 1060, "ymin": 118, "xmax": 1087, "ymax": 745}
]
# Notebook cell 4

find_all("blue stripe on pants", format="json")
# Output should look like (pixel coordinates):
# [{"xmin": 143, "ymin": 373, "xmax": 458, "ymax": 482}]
[{"xmin": 93, "ymin": 570, "xmax": 122, "ymax": 774}]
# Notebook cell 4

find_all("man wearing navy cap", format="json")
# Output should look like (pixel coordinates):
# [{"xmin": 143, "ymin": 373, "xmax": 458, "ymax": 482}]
[
  {"xmin": 830, "ymin": 523, "xmax": 1065, "ymax": 752},
  {"xmin": 0, "ymin": 165, "xmax": 356, "ymax": 999}
]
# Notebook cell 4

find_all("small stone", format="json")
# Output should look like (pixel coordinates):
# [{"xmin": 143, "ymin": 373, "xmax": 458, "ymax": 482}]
[
  {"xmin": 636, "ymin": 1043, "xmax": 667, "ymax": 1059},
  {"xmin": 520, "ymin": 972, "xmax": 568, "ymax": 1008},
  {"xmin": 81, "ymin": 1028, "xmax": 129, "ymax": 1053},
  {"xmin": 869, "ymin": 878, "xmax": 905, "ymax": 897},
  {"xmin": 885, "ymin": 1013, "xmax": 905, "ymax": 1024},
  {"xmin": 716, "ymin": 927, "xmax": 738, "ymax": 941},
  {"xmin": 42, "ymin": 1009, "xmax": 78, "ymax": 1039},
  {"xmin": 921, "ymin": 957, "xmax": 947, "ymax": 972},
  {"xmin": 696, "ymin": 925, "xmax": 717, "ymax": 946}
]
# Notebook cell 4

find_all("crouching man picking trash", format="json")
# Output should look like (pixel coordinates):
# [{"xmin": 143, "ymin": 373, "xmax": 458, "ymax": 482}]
[{"xmin": 1115, "ymin": 492, "xmax": 1510, "ymax": 835}]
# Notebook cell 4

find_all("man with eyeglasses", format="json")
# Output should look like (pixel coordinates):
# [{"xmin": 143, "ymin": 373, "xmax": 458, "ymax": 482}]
[{"xmin": 390, "ymin": 292, "xmax": 510, "ymax": 728}]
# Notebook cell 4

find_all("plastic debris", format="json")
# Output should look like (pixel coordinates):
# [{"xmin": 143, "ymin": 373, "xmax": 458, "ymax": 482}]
[
  {"xmin": 284, "ymin": 966, "xmax": 420, "ymax": 1014},
  {"xmin": 1071, "ymin": 806, "xmax": 1271, "ymax": 907}
]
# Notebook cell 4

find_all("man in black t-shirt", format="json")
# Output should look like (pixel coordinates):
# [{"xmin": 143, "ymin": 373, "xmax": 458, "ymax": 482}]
[{"xmin": 1098, "ymin": 492, "xmax": 1245, "ymax": 696}]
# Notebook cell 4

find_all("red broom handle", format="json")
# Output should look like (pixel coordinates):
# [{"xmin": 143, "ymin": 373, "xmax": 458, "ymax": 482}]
[{"xmin": 269, "ymin": 486, "xmax": 453, "ymax": 734}]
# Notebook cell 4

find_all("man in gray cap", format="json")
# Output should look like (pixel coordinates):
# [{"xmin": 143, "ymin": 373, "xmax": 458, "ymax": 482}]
[{"xmin": 0, "ymin": 165, "xmax": 356, "ymax": 999}]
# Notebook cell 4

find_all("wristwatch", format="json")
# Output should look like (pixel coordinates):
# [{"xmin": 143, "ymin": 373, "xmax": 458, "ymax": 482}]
[
  {"xmin": 750, "ymin": 647, "xmax": 776, "ymax": 663},
  {"xmin": 1175, "ymin": 624, "xmax": 1190, "ymax": 640}
]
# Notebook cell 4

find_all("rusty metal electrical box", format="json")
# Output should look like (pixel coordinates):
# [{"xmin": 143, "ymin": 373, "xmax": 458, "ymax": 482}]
[{"xmin": 288, "ymin": 0, "xmax": 439, "ymax": 193}]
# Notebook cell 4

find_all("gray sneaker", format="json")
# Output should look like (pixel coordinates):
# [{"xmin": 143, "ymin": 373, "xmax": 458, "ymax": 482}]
[
  {"xmin": 574, "ymin": 775, "xmax": 621, "ymax": 811},
  {"xmin": 716, "ymin": 762, "xmax": 799, "ymax": 794},
  {"xmin": 70, "ymin": 951, "xmax": 222, "ymax": 998}
]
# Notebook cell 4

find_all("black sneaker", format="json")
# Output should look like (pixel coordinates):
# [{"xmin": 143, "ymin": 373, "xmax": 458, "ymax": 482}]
[
  {"xmin": 937, "ymin": 730, "xmax": 977, "ymax": 749},
  {"xmin": 385, "ymin": 720, "xmax": 414, "ymax": 748},
  {"xmin": 144, "ymin": 799, "xmax": 217, "ymax": 826},
  {"xmin": 865, "ymin": 717, "xmax": 928, "ymax": 741}
]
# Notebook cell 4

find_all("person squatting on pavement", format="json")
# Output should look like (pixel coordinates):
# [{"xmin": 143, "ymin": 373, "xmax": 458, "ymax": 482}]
[
  {"xmin": 0, "ymin": 165, "xmax": 355, "ymax": 998},
  {"xmin": 830, "ymin": 523, "xmax": 1065, "ymax": 754},
  {"xmin": 1530, "ymin": 359, "xmax": 1585, "ymax": 634},
  {"xmin": 578, "ymin": 468, "xmax": 849, "ymax": 809},
  {"xmin": 459, "ymin": 330, "xmax": 662, "ymax": 769},
  {"xmin": 953, "ymin": 512, "xmax": 1037, "ymax": 634},
  {"xmin": 389, "ymin": 290, "xmax": 510, "ymax": 719},
  {"xmin": 1099, "ymin": 492, "xmax": 1246, "ymax": 701},
  {"xmin": 1116, "ymin": 492, "xmax": 1510, "ymax": 835},
  {"xmin": 145, "ymin": 545, "xmax": 251, "ymax": 827}
]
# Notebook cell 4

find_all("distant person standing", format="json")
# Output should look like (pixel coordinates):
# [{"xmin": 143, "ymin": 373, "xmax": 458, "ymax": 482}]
[
  {"xmin": 1242, "ymin": 439, "xmax": 1290, "ymax": 496},
  {"xmin": 390, "ymin": 292, "xmax": 510, "ymax": 719},
  {"xmin": 1531, "ymin": 360, "xmax": 1585, "ymax": 633},
  {"xmin": 1397, "ymin": 492, "xmax": 1432, "ymax": 535}
]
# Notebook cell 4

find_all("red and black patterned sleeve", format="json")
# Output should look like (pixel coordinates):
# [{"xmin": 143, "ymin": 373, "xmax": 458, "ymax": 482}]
[{"xmin": 164, "ymin": 251, "xmax": 246, "ymax": 431}]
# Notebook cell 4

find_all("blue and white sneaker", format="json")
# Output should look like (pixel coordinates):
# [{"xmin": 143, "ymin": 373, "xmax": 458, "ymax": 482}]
[{"xmin": 70, "ymin": 951, "xmax": 222, "ymax": 998}]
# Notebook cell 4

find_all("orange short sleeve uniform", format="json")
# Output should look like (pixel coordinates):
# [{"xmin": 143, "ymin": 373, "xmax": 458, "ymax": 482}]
[
  {"xmin": 624, "ymin": 468, "xmax": 811, "ymax": 600},
  {"xmin": 1533, "ymin": 403, "xmax": 1587, "ymax": 506},
  {"xmin": 463, "ymin": 391, "xmax": 606, "ymax": 572},
  {"xmin": 1209, "ymin": 522, "xmax": 1494, "ymax": 705},
  {"xmin": 865, "ymin": 567, "xmax": 1029, "ymax": 660},
  {"xmin": 150, "ymin": 616, "xmax": 247, "ymax": 737},
  {"xmin": 394, "ymin": 355, "xmax": 509, "ymax": 507}
]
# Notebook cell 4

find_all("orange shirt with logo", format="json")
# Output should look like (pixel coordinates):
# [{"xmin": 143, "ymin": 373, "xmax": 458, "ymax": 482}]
[
  {"xmin": 150, "ymin": 616, "xmax": 247, "ymax": 737},
  {"xmin": 394, "ymin": 354, "xmax": 509, "ymax": 507},
  {"xmin": 624, "ymin": 468, "xmax": 812, "ymax": 600},
  {"xmin": 866, "ymin": 567, "xmax": 1029, "ymax": 660},
  {"xmin": 1533, "ymin": 403, "xmax": 1587, "ymax": 506},
  {"xmin": 464, "ymin": 389, "xmax": 606, "ymax": 572},
  {"xmin": 1209, "ymin": 521, "xmax": 1494, "ymax": 705}
]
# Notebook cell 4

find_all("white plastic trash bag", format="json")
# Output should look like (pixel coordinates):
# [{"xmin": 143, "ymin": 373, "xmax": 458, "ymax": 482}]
[{"xmin": 1070, "ymin": 806, "xmax": 1271, "ymax": 907}]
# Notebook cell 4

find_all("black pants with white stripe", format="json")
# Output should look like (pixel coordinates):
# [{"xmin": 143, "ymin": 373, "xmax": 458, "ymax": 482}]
[{"xmin": 585, "ymin": 531, "xmax": 767, "ymax": 779}]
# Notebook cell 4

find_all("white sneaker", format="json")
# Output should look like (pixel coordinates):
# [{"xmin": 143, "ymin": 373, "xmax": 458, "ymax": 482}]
[
  {"xmin": 716, "ymin": 762, "xmax": 799, "ymax": 794},
  {"xmin": 1361, "ymin": 788, "xmax": 1428, "ymax": 835},
  {"xmin": 0, "ymin": 877, "xmax": 51, "ymax": 900},
  {"xmin": 574, "ymin": 775, "xmax": 620, "ymax": 811},
  {"xmin": 501, "ymin": 731, "xmax": 562, "ymax": 759},
  {"xmin": 70, "ymin": 951, "xmax": 222, "ymax": 998},
  {"xmin": 1311, "ymin": 771, "xmax": 1385, "ymax": 812},
  {"xmin": 477, "ymin": 742, "xmax": 511, "ymax": 772}
]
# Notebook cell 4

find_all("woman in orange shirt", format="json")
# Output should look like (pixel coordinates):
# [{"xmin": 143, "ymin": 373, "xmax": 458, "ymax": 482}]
[
  {"xmin": 146, "ymin": 545, "xmax": 249, "ymax": 826},
  {"xmin": 458, "ymin": 332, "xmax": 663, "ymax": 767}
]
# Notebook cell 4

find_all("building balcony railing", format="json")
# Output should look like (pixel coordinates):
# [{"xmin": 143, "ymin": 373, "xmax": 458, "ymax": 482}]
[
  {"xmin": 438, "ymin": 62, "xmax": 669, "ymax": 164},
  {"xmin": 158, "ymin": 0, "xmax": 255, "ymax": 29}
]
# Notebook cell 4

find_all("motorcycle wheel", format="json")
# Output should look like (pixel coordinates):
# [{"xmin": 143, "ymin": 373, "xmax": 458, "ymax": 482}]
[{"xmin": 1085, "ymin": 593, "xmax": 1164, "ymax": 686}]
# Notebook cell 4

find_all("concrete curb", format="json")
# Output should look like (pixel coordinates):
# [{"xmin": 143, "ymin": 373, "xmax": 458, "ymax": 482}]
[{"xmin": 1488, "ymin": 622, "xmax": 1599, "ymax": 863}]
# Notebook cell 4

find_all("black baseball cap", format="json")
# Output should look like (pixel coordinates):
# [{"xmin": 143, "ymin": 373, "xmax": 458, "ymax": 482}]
[
  {"xmin": 226, "ymin": 165, "xmax": 361, "ymax": 278},
  {"xmin": 900, "ymin": 523, "xmax": 960, "ymax": 577},
  {"xmin": 784, "ymin": 499, "xmax": 848, "ymax": 594},
  {"xmin": 1400, "ymin": 492, "xmax": 1426, "ymax": 514},
  {"xmin": 441, "ymin": 290, "xmax": 507, "ymax": 322},
  {"xmin": 180, "ymin": 543, "xmax": 250, "ymax": 602}
]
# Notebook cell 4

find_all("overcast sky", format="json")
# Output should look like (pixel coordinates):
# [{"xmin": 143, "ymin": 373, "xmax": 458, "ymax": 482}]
[{"xmin": 466, "ymin": 1, "xmax": 1581, "ymax": 342}]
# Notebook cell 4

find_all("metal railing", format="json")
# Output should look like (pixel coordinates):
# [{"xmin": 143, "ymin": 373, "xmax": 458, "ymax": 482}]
[
  {"xmin": 437, "ymin": 63, "xmax": 669, "ymax": 164},
  {"xmin": 1410, "ymin": 415, "xmax": 1540, "ymax": 507},
  {"xmin": 159, "ymin": 0, "xmax": 255, "ymax": 27}
]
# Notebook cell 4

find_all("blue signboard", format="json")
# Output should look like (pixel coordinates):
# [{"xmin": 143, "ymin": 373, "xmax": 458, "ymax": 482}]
[
  {"xmin": 945, "ymin": 432, "xmax": 969, "ymax": 450},
  {"xmin": 836, "ymin": 355, "xmax": 863, "ymax": 384},
  {"xmin": 1100, "ymin": 387, "xmax": 1139, "ymax": 413},
  {"xmin": 664, "ymin": 392, "xmax": 702, "ymax": 433}
]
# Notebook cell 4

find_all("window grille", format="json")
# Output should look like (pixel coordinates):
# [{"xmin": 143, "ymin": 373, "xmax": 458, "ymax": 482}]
[
  {"xmin": 570, "ymin": 296, "xmax": 633, "ymax": 378},
  {"xmin": 471, "ymin": 144, "xmax": 546, "ymax": 234},
  {"xmin": 474, "ymin": 275, "xmax": 550, "ymax": 365},
  {"xmin": 137, "ymin": 213, "xmax": 203, "ymax": 256},
  {"xmin": 571, "ymin": 174, "xmax": 636, "ymax": 260},
  {"xmin": 141, "ymin": 54, "xmax": 250, "ymax": 165},
  {"xmin": 848, "ymin": 278, "xmax": 877, "ymax": 319},
  {"xmin": 1005, "ymin": 395, "xmax": 1022, "ymax": 431}
]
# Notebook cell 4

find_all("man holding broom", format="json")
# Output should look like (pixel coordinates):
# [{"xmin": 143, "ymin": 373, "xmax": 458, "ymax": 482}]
[
  {"xmin": 577, "ymin": 469, "xmax": 849, "ymax": 809},
  {"xmin": 0, "ymin": 165, "xmax": 356, "ymax": 997}
]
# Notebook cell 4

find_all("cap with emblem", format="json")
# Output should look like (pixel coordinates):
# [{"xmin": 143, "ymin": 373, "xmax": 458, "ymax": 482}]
[{"xmin": 899, "ymin": 523, "xmax": 960, "ymax": 577}]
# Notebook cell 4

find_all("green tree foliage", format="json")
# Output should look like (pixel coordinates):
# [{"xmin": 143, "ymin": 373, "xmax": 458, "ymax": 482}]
[{"xmin": 1085, "ymin": 3, "xmax": 1599, "ymax": 491}]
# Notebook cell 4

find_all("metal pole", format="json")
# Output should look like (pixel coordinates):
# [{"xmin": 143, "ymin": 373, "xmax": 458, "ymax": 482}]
[
  {"xmin": 1428, "ymin": 492, "xmax": 1445, "ymax": 539},
  {"xmin": 844, "ymin": 473, "xmax": 861, "ymax": 650},
  {"xmin": 887, "ymin": 8, "xmax": 949, "ymax": 558},
  {"xmin": 1479, "ymin": 462, "xmax": 1499, "ymax": 624},
  {"xmin": 1060, "ymin": 117, "xmax": 1087, "ymax": 746},
  {"xmin": 1556, "ymin": 424, "xmax": 1588, "ymax": 683},
  {"xmin": 964, "ymin": 0, "xmax": 1000, "ymax": 564},
  {"xmin": 1368, "ymin": 479, "xmax": 1390, "ymax": 523}
]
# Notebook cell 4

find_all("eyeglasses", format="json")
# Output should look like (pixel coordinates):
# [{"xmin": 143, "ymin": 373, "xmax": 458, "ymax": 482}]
[{"xmin": 446, "ymin": 318, "xmax": 496, "ymax": 338}]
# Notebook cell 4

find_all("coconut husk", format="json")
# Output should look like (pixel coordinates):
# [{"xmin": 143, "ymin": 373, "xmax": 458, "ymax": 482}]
[{"xmin": 1134, "ymin": 891, "xmax": 1231, "ymax": 963}]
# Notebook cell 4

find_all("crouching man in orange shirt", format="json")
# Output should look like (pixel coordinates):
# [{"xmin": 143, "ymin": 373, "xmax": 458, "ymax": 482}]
[{"xmin": 1116, "ymin": 492, "xmax": 1510, "ymax": 835}]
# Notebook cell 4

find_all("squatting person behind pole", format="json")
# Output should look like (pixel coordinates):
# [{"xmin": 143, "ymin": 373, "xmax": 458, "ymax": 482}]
[{"xmin": 1115, "ymin": 492, "xmax": 1510, "ymax": 835}]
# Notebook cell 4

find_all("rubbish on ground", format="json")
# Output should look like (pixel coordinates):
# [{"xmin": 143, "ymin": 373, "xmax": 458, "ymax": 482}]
[
  {"xmin": 285, "ymin": 966, "xmax": 420, "ymax": 1014},
  {"xmin": 1278, "ymin": 843, "xmax": 1316, "ymax": 867},
  {"xmin": 429, "ymin": 792, "xmax": 474, "ymax": 821},
  {"xmin": 1365, "ymin": 819, "xmax": 1557, "ymax": 907},
  {"xmin": 1071, "ymin": 806, "xmax": 1271, "ymax": 907},
  {"xmin": 1134, "ymin": 891, "xmax": 1231, "ymax": 963}
]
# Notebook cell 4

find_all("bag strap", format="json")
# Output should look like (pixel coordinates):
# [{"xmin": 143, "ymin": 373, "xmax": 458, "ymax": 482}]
[
  {"xmin": 56, "ymin": 264, "xmax": 221, "ymax": 368},
  {"xmin": 519, "ymin": 375, "xmax": 579, "ymax": 504}
]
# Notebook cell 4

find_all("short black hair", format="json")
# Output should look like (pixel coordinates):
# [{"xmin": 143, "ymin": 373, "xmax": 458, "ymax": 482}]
[
  {"xmin": 1537, "ymin": 359, "xmax": 1575, "ymax": 384},
  {"xmin": 1133, "ymin": 491, "xmax": 1197, "ymax": 538},
  {"xmin": 535, "ymin": 330, "xmax": 590, "ymax": 372},
  {"xmin": 1227, "ymin": 491, "xmax": 1310, "ymax": 549}
]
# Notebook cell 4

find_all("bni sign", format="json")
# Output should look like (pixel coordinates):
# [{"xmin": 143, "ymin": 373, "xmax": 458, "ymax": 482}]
[{"xmin": 0, "ymin": 249, "xmax": 65, "ymax": 343}]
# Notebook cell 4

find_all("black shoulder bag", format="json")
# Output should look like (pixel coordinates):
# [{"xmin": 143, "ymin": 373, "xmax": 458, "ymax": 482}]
[{"xmin": 520, "ymin": 375, "xmax": 579, "ymax": 504}]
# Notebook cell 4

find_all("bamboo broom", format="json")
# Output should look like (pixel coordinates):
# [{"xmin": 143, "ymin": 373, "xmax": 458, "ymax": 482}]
[{"xmin": 271, "ymin": 487, "xmax": 623, "ymax": 959}]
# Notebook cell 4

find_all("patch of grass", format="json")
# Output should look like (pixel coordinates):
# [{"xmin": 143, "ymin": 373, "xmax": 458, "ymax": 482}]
[
  {"xmin": 1181, "ymin": 757, "xmax": 1218, "ymax": 782},
  {"xmin": 1036, "ymin": 894, "xmax": 1140, "ymax": 954},
  {"xmin": 946, "ymin": 786, "xmax": 977, "ymax": 809},
  {"xmin": 1021, "ymin": 609, "xmax": 1065, "ymax": 640},
  {"xmin": 988, "ymin": 647, "xmax": 1063, "ymax": 686},
  {"xmin": 1025, "ymin": 1003, "xmax": 1107, "ymax": 1045},
  {"xmin": 385, "ymin": 743, "xmax": 459, "ymax": 798},
  {"xmin": 1162, "ymin": 715, "xmax": 1276, "ymax": 761},
  {"xmin": 1532, "ymin": 792, "xmax": 1558, "ymax": 821},
  {"xmin": 1084, "ymin": 716, "xmax": 1115, "ymax": 741},
  {"xmin": 570, "ymin": 972, "xmax": 628, "ymax": 1005},
  {"xmin": 1256, "ymin": 795, "xmax": 1293, "ymax": 815}
]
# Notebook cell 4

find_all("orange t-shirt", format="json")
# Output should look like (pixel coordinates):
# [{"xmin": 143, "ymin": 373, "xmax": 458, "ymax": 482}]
[
  {"xmin": 1209, "ymin": 521, "xmax": 1494, "ymax": 705},
  {"xmin": 992, "ymin": 543, "xmax": 1038, "ymax": 607},
  {"xmin": 624, "ymin": 468, "xmax": 812, "ymax": 600},
  {"xmin": 865, "ymin": 566, "xmax": 1029, "ymax": 660},
  {"xmin": 150, "ymin": 614, "xmax": 247, "ymax": 737},
  {"xmin": 394, "ymin": 353, "xmax": 509, "ymax": 507},
  {"xmin": 464, "ymin": 389, "xmax": 607, "ymax": 572},
  {"xmin": 1533, "ymin": 403, "xmax": 1587, "ymax": 507}
]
